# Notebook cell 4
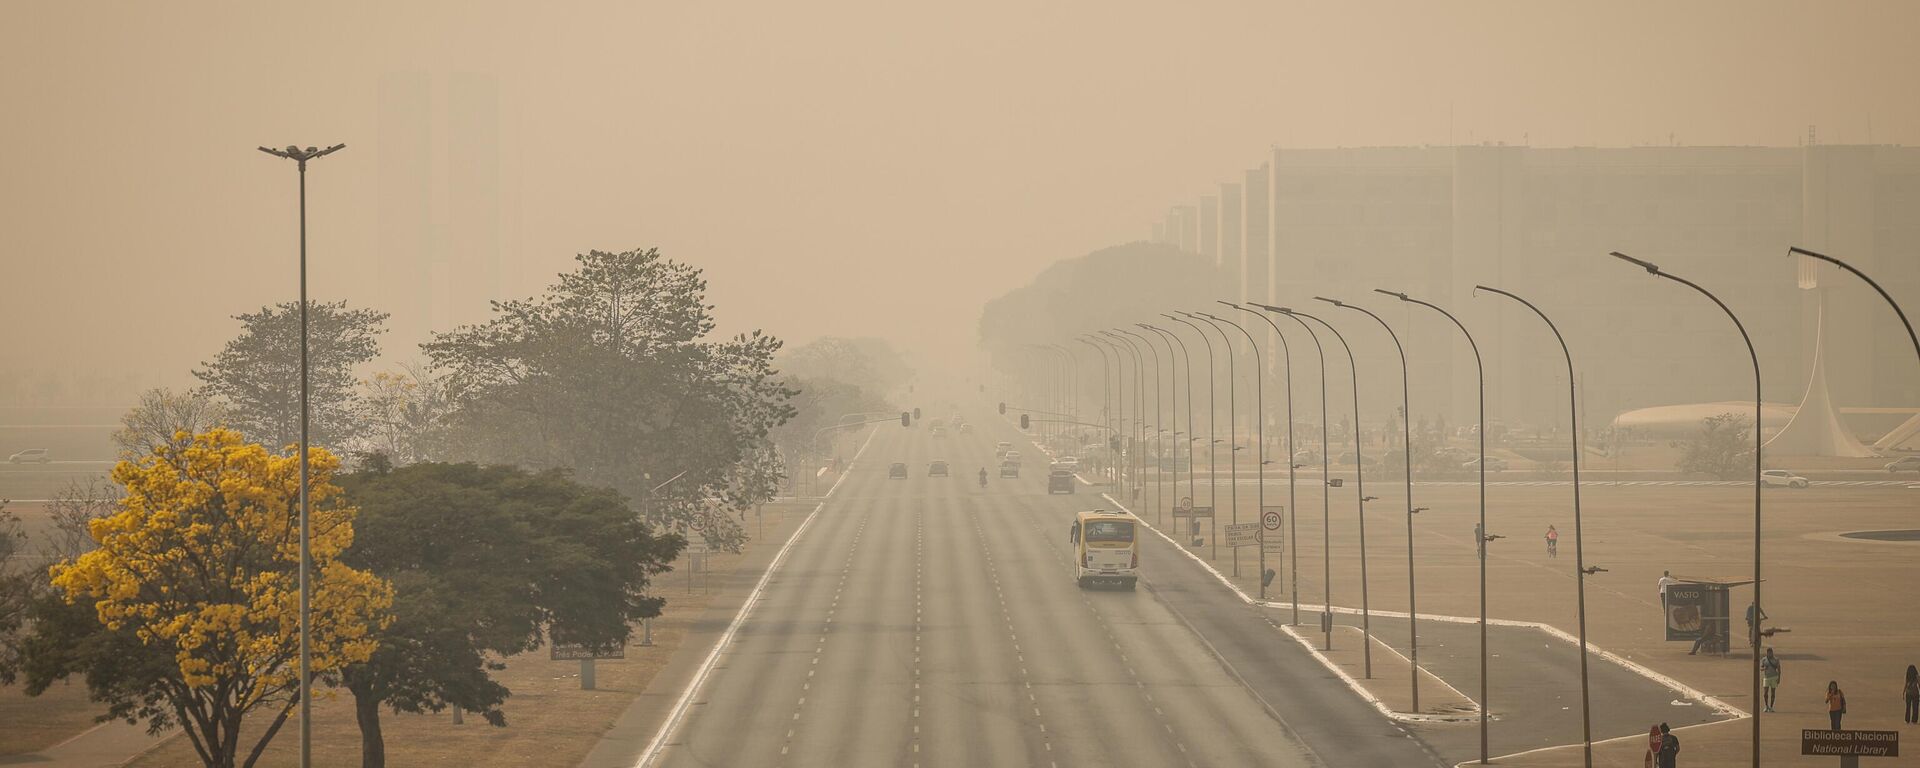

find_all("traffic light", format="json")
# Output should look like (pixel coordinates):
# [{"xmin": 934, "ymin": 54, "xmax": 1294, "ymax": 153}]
[
  {"xmin": 1020, "ymin": 414, "xmax": 1030, "ymax": 430},
  {"xmin": 913, "ymin": 407, "xmax": 921, "ymax": 419},
  {"xmin": 998, "ymin": 402, "xmax": 1006, "ymax": 415},
  {"xmin": 900, "ymin": 411, "xmax": 911, "ymax": 427}
]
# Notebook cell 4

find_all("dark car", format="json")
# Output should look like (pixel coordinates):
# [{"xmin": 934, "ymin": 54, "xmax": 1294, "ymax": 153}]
[
  {"xmin": 1887, "ymin": 456, "xmax": 1920, "ymax": 473},
  {"xmin": 1047, "ymin": 469, "xmax": 1075, "ymax": 494},
  {"xmin": 999, "ymin": 461, "xmax": 1020, "ymax": 479},
  {"xmin": 928, "ymin": 461, "xmax": 949, "ymax": 477},
  {"xmin": 888, "ymin": 462, "xmax": 908, "ymax": 479}
]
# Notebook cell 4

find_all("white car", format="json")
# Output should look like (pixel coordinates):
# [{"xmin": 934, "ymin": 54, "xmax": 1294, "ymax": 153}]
[
  {"xmin": 7, "ymin": 448, "xmax": 50, "ymax": 464},
  {"xmin": 1761, "ymin": 469, "xmax": 1808, "ymax": 489},
  {"xmin": 1052, "ymin": 456, "xmax": 1080, "ymax": 471}
]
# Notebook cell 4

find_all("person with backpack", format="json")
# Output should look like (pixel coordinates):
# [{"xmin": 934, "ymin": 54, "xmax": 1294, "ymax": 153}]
[
  {"xmin": 1825, "ymin": 680, "xmax": 1847, "ymax": 730},
  {"xmin": 1759, "ymin": 648, "xmax": 1781, "ymax": 712},
  {"xmin": 1655, "ymin": 722, "xmax": 1680, "ymax": 768}
]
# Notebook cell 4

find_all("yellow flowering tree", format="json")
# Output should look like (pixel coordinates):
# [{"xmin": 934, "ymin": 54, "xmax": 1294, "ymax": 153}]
[{"xmin": 44, "ymin": 428, "xmax": 392, "ymax": 768}]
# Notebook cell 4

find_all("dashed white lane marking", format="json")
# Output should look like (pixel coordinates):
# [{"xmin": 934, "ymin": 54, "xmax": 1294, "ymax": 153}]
[
  {"xmin": 1025, "ymin": 508, "xmax": 1197, "ymax": 768},
  {"xmin": 969, "ymin": 508, "xmax": 1059, "ymax": 768},
  {"xmin": 913, "ymin": 506, "xmax": 923, "ymax": 765},
  {"xmin": 777, "ymin": 513, "xmax": 870, "ymax": 765}
]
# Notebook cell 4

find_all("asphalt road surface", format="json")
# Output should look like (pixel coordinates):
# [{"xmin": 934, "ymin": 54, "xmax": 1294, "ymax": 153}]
[{"xmin": 649, "ymin": 414, "xmax": 1448, "ymax": 768}]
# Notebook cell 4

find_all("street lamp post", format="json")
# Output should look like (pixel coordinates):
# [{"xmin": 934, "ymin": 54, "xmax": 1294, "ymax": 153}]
[
  {"xmin": 257, "ymin": 142, "xmax": 345, "ymax": 768},
  {"xmin": 1321, "ymin": 296, "xmax": 1422, "ymax": 710},
  {"xmin": 1285, "ymin": 306, "xmax": 1375, "ymax": 679},
  {"xmin": 1255, "ymin": 303, "xmax": 1335, "ymax": 648},
  {"xmin": 1165, "ymin": 314, "xmax": 1219, "ymax": 559},
  {"xmin": 1788, "ymin": 247, "xmax": 1918, "ymax": 360},
  {"xmin": 1204, "ymin": 308, "xmax": 1267, "ymax": 595},
  {"xmin": 1474, "ymin": 284, "xmax": 1597, "ymax": 768},
  {"xmin": 1380, "ymin": 288, "xmax": 1492, "ymax": 763},
  {"xmin": 1116, "ymin": 329, "xmax": 1162, "ymax": 516},
  {"xmin": 1102, "ymin": 331, "xmax": 1146, "ymax": 503},
  {"xmin": 1141, "ymin": 324, "xmax": 1187, "ymax": 531},
  {"xmin": 1184, "ymin": 311, "xmax": 1242, "ymax": 576},
  {"xmin": 1079, "ymin": 337, "xmax": 1114, "ymax": 484},
  {"xmin": 1231, "ymin": 303, "xmax": 1301, "ymax": 623},
  {"xmin": 1610, "ymin": 251, "xmax": 1763, "ymax": 767}
]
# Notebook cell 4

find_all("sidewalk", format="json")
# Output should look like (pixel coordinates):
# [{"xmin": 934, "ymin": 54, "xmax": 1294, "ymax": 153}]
[{"xmin": 0, "ymin": 720, "xmax": 170, "ymax": 767}]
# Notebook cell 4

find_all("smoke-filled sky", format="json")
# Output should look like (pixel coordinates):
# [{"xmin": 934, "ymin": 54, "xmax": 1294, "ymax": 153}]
[{"xmin": 3, "ymin": 0, "xmax": 1916, "ymax": 398}]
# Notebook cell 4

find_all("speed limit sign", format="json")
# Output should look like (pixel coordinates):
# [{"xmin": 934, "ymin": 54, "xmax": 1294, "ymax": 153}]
[{"xmin": 1262, "ymin": 507, "xmax": 1283, "ymax": 531}]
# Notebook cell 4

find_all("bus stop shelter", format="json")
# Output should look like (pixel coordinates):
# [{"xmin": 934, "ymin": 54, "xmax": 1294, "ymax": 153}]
[{"xmin": 1664, "ymin": 577, "xmax": 1757, "ymax": 655}]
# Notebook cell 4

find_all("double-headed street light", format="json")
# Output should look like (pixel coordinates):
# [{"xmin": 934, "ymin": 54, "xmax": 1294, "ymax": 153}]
[
  {"xmin": 1077, "ymin": 336, "xmax": 1115, "ymax": 484},
  {"xmin": 1378, "ymin": 288, "xmax": 1493, "ymax": 763},
  {"xmin": 257, "ymin": 142, "xmax": 345, "ymax": 768},
  {"xmin": 1116, "ymin": 329, "xmax": 1164, "ymax": 520},
  {"xmin": 1610, "ymin": 251, "xmax": 1764, "ymax": 767},
  {"xmin": 1319, "ymin": 296, "xmax": 1422, "ymax": 710},
  {"xmin": 1473, "ymin": 284, "xmax": 1597, "ymax": 768},
  {"xmin": 1102, "ymin": 331, "xmax": 1148, "ymax": 503},
  {"xmin": 1229, "ymin": 302, "xmax": 1301, "ymax": 623}
]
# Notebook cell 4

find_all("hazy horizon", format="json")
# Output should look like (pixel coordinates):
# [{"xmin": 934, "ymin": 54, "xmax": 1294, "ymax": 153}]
[{"xmin": 5, "ymin": 0, "xmax": 1919, "ymax": 401}]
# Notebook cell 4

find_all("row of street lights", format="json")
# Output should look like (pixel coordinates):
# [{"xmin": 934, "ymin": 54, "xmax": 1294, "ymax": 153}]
[{"xmin": 1015, "ymin": 249, "xmax": 1913, "ymax": 767}]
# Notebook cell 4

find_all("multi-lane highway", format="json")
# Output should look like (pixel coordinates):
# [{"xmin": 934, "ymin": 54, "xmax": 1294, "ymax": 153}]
[{"xmin": 645, "ymin": 411, "xmax": 1447, "ymax": 768}]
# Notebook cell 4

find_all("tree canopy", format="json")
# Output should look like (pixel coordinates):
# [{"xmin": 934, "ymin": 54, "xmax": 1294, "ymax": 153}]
[
  {"xmin": 334, "ymin": 460, "xmax": 682, "ymax": 768},
  {"xmin": 425, "ymin": 248, "xmax": 795, "ymax": 551},
  {"xmin": 194, "ymin": 301, "xmax": 389, "ymax": 451}
]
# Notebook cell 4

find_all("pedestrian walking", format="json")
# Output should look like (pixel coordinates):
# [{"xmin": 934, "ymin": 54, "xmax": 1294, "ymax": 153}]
[
  {"xmin": 1069, "ymin": 519, "xmax": 1081, "ymax": 544},
  {"xmin": 1545, "ymin": 524, "xmax": 1559, "ymax": 558},
  {"xmin": 1903, "ymin": 664, "xmax": 1918, "ymax": 725},
  {"xmin": 1643, "ymin": 724, "xmax": 1662, "ymax": 768},
  {"xmin": 1825, "ymin": 680, "xmax": 1847, "ymax": 730},
  {"xmin": 1759, "ymin": 648, "xmax": 1781, "ymax": 712},
  {"xmin": 1657, "ymin": 570, "xmax": 1678, "ymax": 608},
  {"xmin": 1655, "ymin": 722, "xmax": 1680, "ymax": 768}
]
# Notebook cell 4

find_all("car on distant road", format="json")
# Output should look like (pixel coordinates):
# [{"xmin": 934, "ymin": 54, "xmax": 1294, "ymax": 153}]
[
  {"xmin": 1293, "ymin": 448, "xmax": 1320, "ymax": 465},
  {"xmin": 1761, "ymin": 469, "xmax": 1809, "ymax": 489},
  {"xmin": 959, "ymin": 423, "xmax": 973, "ymax": 434},
  {"xmin": 931, "ymin": 425, "xmax": 947, "ymax": 438},
  {"xmin": 1004, "ymin": 451, "xmax": 1021, "ymax": 463},
  {"xmin": 1048, "ymin": 469, "xmax": 1076, "ymax": 494},
  {"xmin": 999, "ymin": 461, "xmax": 1021, "ymax": 479},
  {"xmin": 888, "ymin": 462, "xmax": 908, "ymax": 480},
  {"xmin": 1052, "ymin": 456, "xmax": 1080, "ymax": 472},
  {"xmin": 7, "ymin": 448, "xmax": 50, "ymax": 464},
  {"xmin": 928, "ymin": 461, "xmax": 949, "ymax": 477},
  {"xmin": 1462, "ymin": 457, "xmax": 1508, "ymax": 472},
  {"xmin": 995, "ymin": 441, "xmax": 1012, "ymax": 458},
  {"xmin": 1886, "ymin": 456, "xmax": 1920, "ymax": 473},
  {"xmin": 1336, "ymin": 451, "xmax": 1378, "ymax": 467}
]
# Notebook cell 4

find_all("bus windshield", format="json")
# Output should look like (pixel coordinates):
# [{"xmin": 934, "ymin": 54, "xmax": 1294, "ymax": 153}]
[{"xmin": 1084, "ymin": 520, "xmax": 1134, "ymax": 544}]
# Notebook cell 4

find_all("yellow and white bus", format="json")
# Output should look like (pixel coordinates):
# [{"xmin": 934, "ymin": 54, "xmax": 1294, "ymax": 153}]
[{"xmin": 1070, "ymin": 509, "xmax": 1138, "ymax": 590}]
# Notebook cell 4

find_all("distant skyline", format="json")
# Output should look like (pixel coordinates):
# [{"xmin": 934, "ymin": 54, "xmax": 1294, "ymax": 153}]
[{"xmin": 4, "ymin": 0, "xmax": 1917, "ymax": 398}]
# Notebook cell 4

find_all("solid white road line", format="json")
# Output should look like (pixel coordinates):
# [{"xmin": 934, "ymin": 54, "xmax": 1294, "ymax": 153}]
[{"xmin": 632, "ymin": 425, "xmax": 880, "ymax": 768}]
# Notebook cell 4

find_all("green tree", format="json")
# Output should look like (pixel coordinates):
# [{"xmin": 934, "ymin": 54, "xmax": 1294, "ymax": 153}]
[
  {"xmin": 1673, "ymin": 412, "xmax": 1754, "ymax": 480},
  {"xmin": 425, "ymin": 249, "xmax": 795, "ymax": 550},
  {"xmin": 0, "ymin": 501, "xmax": 33, "ymax": 682},
  {"xmin": 336, "ymin": 460, "xmax": 681, "ymax": 768},
  {"xmin": 195, "ymin": 301, "xmax": 389, "ymax": 451}
]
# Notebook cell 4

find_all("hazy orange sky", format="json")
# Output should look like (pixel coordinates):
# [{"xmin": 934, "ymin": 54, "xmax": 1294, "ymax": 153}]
[{"xmin": 3, "ymin": 0, "xmax": 1916, "ymax": 396}]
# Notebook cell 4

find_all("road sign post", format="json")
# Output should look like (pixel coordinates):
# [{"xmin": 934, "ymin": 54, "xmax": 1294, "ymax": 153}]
[
  {"xmin": 1225, "ymin": 522, "xmax": 1259, "ymax": 548},
  {"xmin": 552, "ymin": 641, "xmax": 626, "ymax": 690}
]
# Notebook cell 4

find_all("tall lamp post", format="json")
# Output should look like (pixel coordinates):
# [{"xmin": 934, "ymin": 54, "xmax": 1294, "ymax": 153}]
[
  {"xmin": 1379, "ymin": 288, "xmax": 1492, "ymax": 763},
  {"xmin": 1165, "ymin": 314, "xmax": 1219, "ymax": 559},
  {"xmin": 1230, "ymin": 302, "xmax": 1301, "ymax": 623},
  {"xmin": 1102, "ymin": 331, "xmax": 1147, "ymax": 503},
  {"xmin": 1078, "ymin": 336, "xmax": 1114, "ymax": 484},
  {"xmin": 1116, "ymin": 329, "xmax": 1163, "ymax": 518},
  {"xmin": 1255, "ymin": 303, "xmax": 1335, "ymax": 648},
  {"xmin": 258, "ymin": 142, "xmax": 345, "ymax": 768},
  {"xmin": 1184, "ymin": 311, "xmax": 1242, "ymax": 575},
  {"xmin": 1610, "ymin": 252, "xmax": 1762, "ymax": 767},
  {"xmin": 1202, "ymin": 309, "xmax": 1267, "ymax": 593},
  {"xmin": 1284, "ymin": 306, "xmax": 1375, "ymax": 678},
  {"xmin": 1141, "ymin": 324, "xmax": 1189, "ymax": 531},
  {"xmin": 1044, "ymin": 343, "xmax": 1076, "ymax": 440},
  {"xmin": 1475, "ymin": 284, "xmax": 1598, "ymax": 768},
  {"xmin": 1320, "ymin": 296, "xmax": 1422, "ymax": 710}
]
